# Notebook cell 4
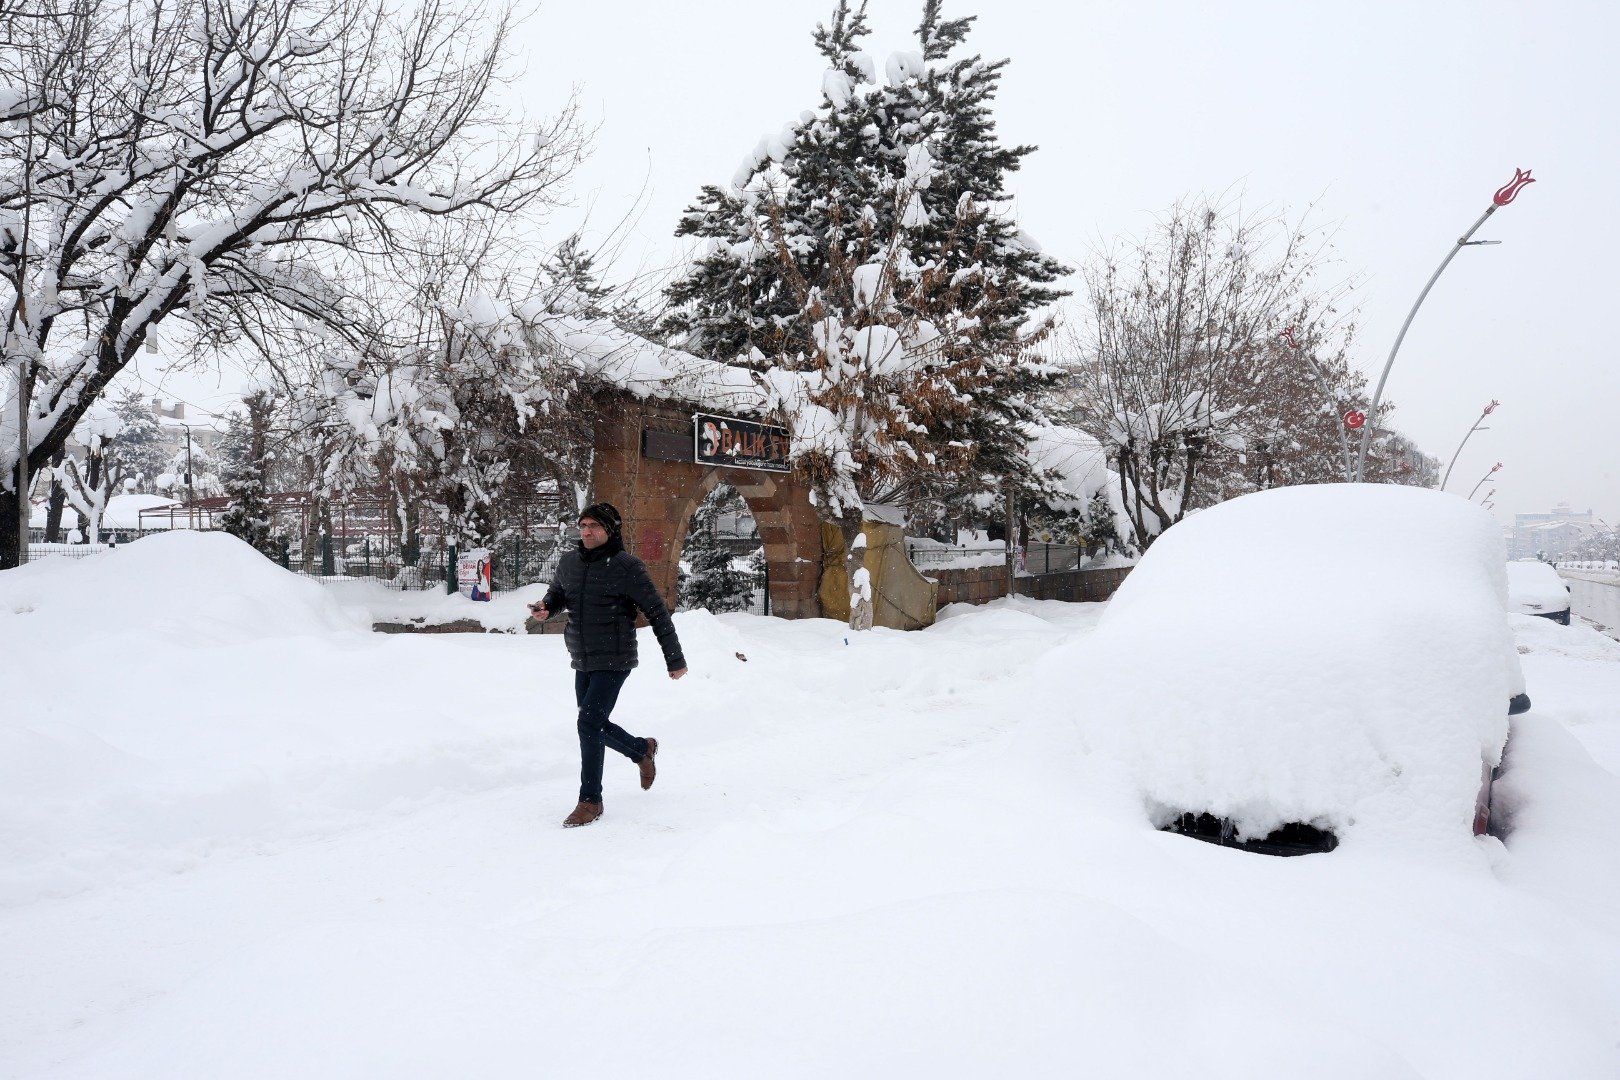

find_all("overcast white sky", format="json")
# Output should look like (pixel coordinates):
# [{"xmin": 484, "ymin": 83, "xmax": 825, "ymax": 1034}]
[{"xmin": 152, "ymin": 0, "xmax": 1620, "ymax": 526}]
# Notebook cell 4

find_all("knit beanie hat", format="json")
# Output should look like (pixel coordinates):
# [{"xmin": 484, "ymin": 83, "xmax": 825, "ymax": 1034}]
[{"xmin": 579, "ymin": 502, "xmax": 622, "ymax": 535}]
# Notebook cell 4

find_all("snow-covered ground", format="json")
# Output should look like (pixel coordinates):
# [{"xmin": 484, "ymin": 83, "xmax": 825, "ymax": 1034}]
[{"xmin": 3, "ymin": 533, "xmax": 1619, "ymax": 1078}]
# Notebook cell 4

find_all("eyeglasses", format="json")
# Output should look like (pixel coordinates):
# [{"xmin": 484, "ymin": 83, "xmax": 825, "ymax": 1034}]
[{"xmin": 578, "ymin": 521, "xmax": 607, "ymax": 533}]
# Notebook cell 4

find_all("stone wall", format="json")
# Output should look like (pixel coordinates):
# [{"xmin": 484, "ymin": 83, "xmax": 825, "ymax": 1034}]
[
  {"xmin": 929, "ymin": 564, "xmax": 1133, "ymax": 608},
  {"xmin": 1017, "ymin": 565, "xmax": 1133, "ymax": 603}
]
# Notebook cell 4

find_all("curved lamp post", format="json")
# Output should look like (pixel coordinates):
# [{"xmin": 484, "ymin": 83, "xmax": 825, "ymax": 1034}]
[
  {"xmin": 1354, "ymin": 168, "xmax": 1535, "ymax": 482},
  {"xmin": 1440, "ymin": 399, "xmax": 1501, "ymax": 491},
  {"xmin": 1467, "ymin": 462, "xmax": 1503, "ymax": 501}
]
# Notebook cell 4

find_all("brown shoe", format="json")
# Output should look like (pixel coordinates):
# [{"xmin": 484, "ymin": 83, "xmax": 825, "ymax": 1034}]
[
  {"xmin": 562, "ymin": 801, "xmax": 603, "ymax": 827},
  {"xmin": 639, "ymin": 738, "xmax": 658, "ymax": 791}
]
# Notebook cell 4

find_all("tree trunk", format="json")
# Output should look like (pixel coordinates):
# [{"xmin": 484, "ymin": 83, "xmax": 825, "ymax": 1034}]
[
  {"xmin": 0, "ymin": 486, "xmax": 20, "ymax": 569},
  {"xmin": 85, "ymin": 445, "xmax": 105, "ymax": 544},
  {"xmin": 44, "ymin": 448, "xmax": 66, "ymax": 542}
]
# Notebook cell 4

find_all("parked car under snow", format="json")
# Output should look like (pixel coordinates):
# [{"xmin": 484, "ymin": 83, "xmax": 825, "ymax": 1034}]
[
  {"xmin": 1506, "ymin": 560, "xmax": 1572, "ymax": 625},
  {"xmin": 1068, "ymin": 485, "xmax": 1523, "ymax": 855}
]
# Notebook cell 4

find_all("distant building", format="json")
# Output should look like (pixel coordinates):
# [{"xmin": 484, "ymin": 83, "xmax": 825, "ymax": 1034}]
[
  {"xmin": 1508, "ymin": 503, "xmax": 1597, "ymax": 560},
  {"xmin": 150, "ymin": 397, "xmax": 222, "ymax": 455}
]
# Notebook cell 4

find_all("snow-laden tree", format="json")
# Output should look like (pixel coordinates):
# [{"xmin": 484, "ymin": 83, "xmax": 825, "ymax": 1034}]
[
  {"xmin": 54, "ymin": 405, "xmax": 121, "ymax": 542},
  {"xmin": 1068, "ymin": 199, "xmax": 1425, "ymax": 549},
  {"xmin": 218, "ymin": 388, "xmax": 277, "ymax": 555},
  {"xmin": 678, "ymin": 483, "xmax": 756, "ymax": 613},
  {"xmin": 106, "ymin": 390, "xmax": 168, "ymax": 493},
  {"xmin": 315, "ymin": 219, "xmax": 603, "ymax": 554},
  {"xmin": 0, "ymin": 0, "xmax": 583, "ymax": 568},
  {"xmin": 156, "ymin": 435, "xmax": 223, "ymax": 500},
  {"xmin": 663, "ymin": 0, "xmax": 1070, "ymax": 628}
]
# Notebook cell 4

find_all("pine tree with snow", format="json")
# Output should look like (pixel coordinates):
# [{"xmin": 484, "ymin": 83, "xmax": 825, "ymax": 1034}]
[
  {"xmin": 895, "ymin": 0, "xmax": 1072, "ymax": 488},
  {"xmin": 679, "ymin": 484, "xmax": 758, "ymax": 614},
  {"xmin": 218, "ymin": 460, "xmax": 275, "ymax": 556},
  {"xmin": 218, "ymin": 391, "xmax": 279, "ymax": 557},
  {"xmin": 106, "ymin": 391, "xmax": 168, "ymax": 493},
  {"xmin": 662, "ymin": 1, "xmax": 1070, "ymax": 628}
]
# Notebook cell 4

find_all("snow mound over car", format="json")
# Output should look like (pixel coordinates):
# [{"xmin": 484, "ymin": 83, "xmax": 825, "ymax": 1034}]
[
  {"xmin": 1063, "ymin": 484, "xmax": 1515, "ymax": 850},
  {"xmin": 1505, "ymin": 560, "xmax": 1570, "ymax": 615},
  {"xmin": 0, "ymin": 530, "xmax": 363, "ymax": 646}
]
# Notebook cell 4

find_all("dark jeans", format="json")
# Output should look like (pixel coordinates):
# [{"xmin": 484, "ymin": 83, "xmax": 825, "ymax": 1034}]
[{"xmin": 575, "ymin": 669, "xmax": 648, "ymax": 803}]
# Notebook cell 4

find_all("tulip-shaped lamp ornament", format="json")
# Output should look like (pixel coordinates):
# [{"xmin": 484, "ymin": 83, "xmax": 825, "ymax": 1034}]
[
  {"xmin": 1441, "ymin": 399, "xmax": 1502, "ymax": 491},
  {"xmin": 1354, "ymin": 169, "xmax": 1535, "ymax": 481}
]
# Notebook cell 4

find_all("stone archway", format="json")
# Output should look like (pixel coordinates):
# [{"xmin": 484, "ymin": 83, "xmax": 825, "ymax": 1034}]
[{"xmin": 590, "ymin": 394, "xmax": 823, "ymax": 619}]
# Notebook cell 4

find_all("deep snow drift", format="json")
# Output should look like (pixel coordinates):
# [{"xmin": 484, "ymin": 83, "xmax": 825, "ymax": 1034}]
[
  {"xmin": 3, "ymin": 533, "xmax": 1619, "ymax": 1078},
  {"xmin": 1059, "ymin": 485, "xmax": 1517, "ymax": 847}
]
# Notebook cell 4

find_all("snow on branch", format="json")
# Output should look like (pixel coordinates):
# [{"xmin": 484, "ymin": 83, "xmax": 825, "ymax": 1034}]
[{"xmin": 0, "ymin": 0, "xmax": 582, "ymax": 529}]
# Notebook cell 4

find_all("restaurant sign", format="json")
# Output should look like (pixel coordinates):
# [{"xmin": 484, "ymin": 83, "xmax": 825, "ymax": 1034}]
[{"xmin": 694, "ymin": 413, "xmax": 791, "ymax": 473}]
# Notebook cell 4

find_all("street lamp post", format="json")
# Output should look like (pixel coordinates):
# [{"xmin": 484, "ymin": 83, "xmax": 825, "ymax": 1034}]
[
  {"xmin": 1354, "ymin": 169, "xmax": 1536, "ymax": 482},
  {"xmin": 1440, "ymin": 399, "xmax": 1501, "ymax": 491},
  {"xmin": 182, "ymin": 424, "xmax": 196, "ymax": 529},
  {"xmin": 1467, "ymin": 462, "xmax": 1503, "ymax": 502}
]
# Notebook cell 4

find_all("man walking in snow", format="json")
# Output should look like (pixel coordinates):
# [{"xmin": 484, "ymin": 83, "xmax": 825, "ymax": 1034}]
[{"xmin": 529, "ymin": 502, "xmax": 687, "ymax": 827}]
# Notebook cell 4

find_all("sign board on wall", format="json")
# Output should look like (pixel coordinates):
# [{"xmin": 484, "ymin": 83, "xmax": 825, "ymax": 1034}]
[{"xmin": 694, "ymin": 413, "xmax": 791, "ymax": 473}]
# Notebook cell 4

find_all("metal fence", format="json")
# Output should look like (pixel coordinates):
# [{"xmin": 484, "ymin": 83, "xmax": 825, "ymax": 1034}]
[
  {"xmin": 25, "ymin": 543, "xmax": 113, "ymax": 561},
  {"xmin": 272, "ymin": 529, "xmax": 573, "ymax": 592},
  {"xmin": 904, "ymin": 540, "xmax": 1084, "ymax": 576}
]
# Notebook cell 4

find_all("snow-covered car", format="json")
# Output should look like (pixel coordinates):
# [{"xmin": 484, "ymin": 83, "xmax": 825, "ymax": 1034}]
[
  {"xmin": 1506, "ymin": 560, "xmax": 1572, "ymax": 625},
  {"xmin": 1066, "ymin": 484, "xmax": 1522, "ymax": 855}
]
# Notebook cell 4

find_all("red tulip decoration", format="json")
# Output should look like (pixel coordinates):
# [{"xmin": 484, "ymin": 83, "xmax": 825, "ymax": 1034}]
[
  {"xmin": 1493, "ymin": 169, "xmax": 1535, "ymax": 207},
  {"xmin": 1482, "ymin": 399, "xmax": 1501, "ymax": 416}
]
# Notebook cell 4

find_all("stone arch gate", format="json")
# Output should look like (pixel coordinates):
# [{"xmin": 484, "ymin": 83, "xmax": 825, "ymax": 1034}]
[{"xmin": 590, "ymin": 393, "xmax": 824, "ymax": 619}]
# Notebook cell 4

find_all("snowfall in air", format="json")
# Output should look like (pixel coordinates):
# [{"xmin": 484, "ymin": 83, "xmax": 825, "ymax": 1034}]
[{"xmin": 2, "ymin": 529, "xmax": 1619, "ymax": 1078}]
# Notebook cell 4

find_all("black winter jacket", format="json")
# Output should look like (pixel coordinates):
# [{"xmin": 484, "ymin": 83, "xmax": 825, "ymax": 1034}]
[{"xmin": 542, "ymin": 535, "xmax": 686, "ymax": 673}]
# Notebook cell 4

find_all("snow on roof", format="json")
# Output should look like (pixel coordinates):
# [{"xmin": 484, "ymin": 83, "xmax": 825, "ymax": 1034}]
[
  {"xmin": 1051, "ymin": 484, "xmax": 1517, "ymax": 850},
  {"xmin": 27, "ymin": 493, "xmax": 181, "ymax": 530},
  {"xmin": 527, "ymin": 313, "xmax": 769, "ymax": 417}
]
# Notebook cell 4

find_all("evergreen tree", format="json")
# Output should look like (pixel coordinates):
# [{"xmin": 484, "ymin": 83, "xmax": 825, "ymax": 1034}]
[
  {"xmin": 219, "ymin": 390, "xmax": 279, "ymax": 557},
  {"xmin": 214, "ymin": 410, "xmax": 253, "ymax": 479},
  {"xmin": 679, "ymin": 484, "xmax": 757, "ymax": 613},
  {"xmin": 219, "ymin": 459, "xmax": 275, "ymax": 555},
  {"xmin": 662, "ymin": 1, "xmax": 1071, "ymax": 627},
  {"xmin": 663, "ymin": 2, "xmax": 1067, "ymax": 439},
  {"xmin": 106, "ymin": 390, "xmax": 167, "ymax": 493}
]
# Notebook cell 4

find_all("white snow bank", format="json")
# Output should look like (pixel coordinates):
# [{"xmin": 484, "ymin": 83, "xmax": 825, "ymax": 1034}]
[
  {"xmin": 1056, "ymin": 484, "xmax": 1517, "ymax": 849},
  {"xmin": 0, "ymin": 530, "xmax": 362, "ymax": 645},
  {"xmin": 2, "ymin": 589, "xmax": 1619, "ymax": 1076},
  {"xmin": 1505, "ymin": 560, "xmax": 1571, "ymax": 615}
]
